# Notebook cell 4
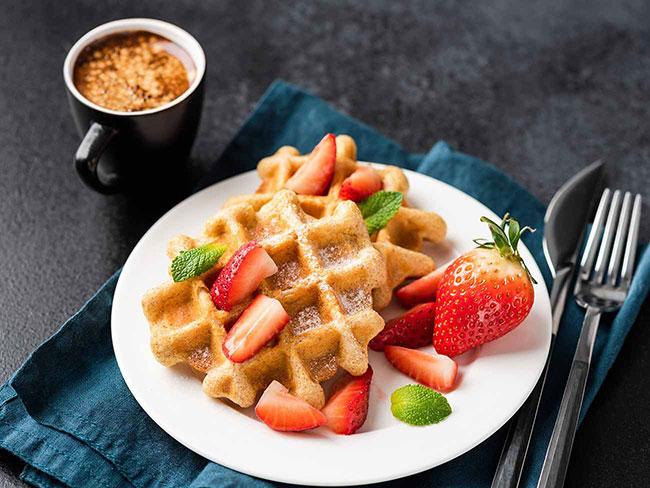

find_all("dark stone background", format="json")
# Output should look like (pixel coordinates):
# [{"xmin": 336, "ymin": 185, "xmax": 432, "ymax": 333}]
[{"xmin": 1, "ymin": 0, "xmax": 648, "ymax": 486}]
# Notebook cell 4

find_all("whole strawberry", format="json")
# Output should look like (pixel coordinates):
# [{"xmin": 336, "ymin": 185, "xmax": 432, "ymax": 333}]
[{"xmin": 434, "ymin": 215, "xmax": 536, "ymax": 357}]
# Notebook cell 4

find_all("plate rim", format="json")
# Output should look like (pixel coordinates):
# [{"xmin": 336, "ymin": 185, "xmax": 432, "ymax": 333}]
[{"xmin": 111, "ymin": 165, "xmax": 552, "ymax": 486}]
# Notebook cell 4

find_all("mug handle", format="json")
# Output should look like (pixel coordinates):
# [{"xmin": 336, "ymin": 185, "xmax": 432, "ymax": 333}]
[{"xmin": 74, "ymin": 122, "xmax": 121, "ymax": 194}]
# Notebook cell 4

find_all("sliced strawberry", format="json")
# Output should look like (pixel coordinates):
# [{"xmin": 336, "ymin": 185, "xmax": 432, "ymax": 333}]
[
  {"xmin": 211, "ymin": 241, "xmax": 278, "ymax": 311},
  {"xmin": 369, "ymin": 302, "xmax": 436, "ymax": 351},
  {"xmin": 222, "ymin": 295, "xmax": 289, "ymax": 363},
  {"xmin": 395, "ymin": 264, "xmax": 448, "ymax": 308},
  {"xmin": 322, "ymin": 367, "xmax": 373, "ymax": 435},
  {"xmin": 255, "ymin": 380, "xmax": 327, "ymax": 431},
  {"xmin": 339, "ymin": 166, "xmax": 383, "ymax": 202},
  {"xmin": 284, "ymin": 133, "xmax": 337, "ymax": 195},
  {"xmin": 384, "ymin": 346, "xmax": 457, "ymax": 392}
]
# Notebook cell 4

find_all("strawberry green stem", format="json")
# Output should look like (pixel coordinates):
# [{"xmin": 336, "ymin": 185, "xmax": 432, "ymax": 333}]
[{"xmin": 474, "ymin": 214, "xmax": 537, "ymax": 284}]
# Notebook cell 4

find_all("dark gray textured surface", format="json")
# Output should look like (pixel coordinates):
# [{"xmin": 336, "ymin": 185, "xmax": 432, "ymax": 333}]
[{"xmin": 1, "ymin": 0, "xmax": 649, "ymax": 486}]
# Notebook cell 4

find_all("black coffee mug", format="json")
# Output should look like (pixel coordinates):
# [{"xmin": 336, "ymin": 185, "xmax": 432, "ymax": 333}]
[{"xmin": 63, "ymin": 19, "xmax": 206, "ymax": 194}]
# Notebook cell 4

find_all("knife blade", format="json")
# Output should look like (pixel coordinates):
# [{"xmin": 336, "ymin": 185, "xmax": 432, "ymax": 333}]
[{"xmin": 491, "ymin": 160, "xmax": 604, "ymax": 488}]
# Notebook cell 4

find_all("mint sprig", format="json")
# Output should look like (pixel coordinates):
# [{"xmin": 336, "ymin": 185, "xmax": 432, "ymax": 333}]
[
  {"xmin": 358, "ymin": 191, "xmax": 403, "ymax": 235},
  {"xmin": 171, "ymin": 243, "xmax": 226, "ymax": 282},
  {"xmin": 391, "ymin": 384, "xmax": 452, "ymax": 426}
]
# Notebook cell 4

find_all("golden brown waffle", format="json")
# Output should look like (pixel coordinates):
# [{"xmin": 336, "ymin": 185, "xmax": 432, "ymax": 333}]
[
  {"xmin": 224, "ymin": 134, "xmax": 446, "ymax": 309},
  {"xmin": 142, "ymin": 190, "xmax": 387, "ymax": 409}
]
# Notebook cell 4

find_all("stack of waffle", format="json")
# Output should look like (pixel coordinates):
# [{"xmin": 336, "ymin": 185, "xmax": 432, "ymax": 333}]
[{"xmin": 142, "ymin": 135, "xmax": 447, "ymax": 408}]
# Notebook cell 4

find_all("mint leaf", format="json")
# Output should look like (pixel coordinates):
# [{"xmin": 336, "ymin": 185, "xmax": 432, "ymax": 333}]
[
  {"xmin": 171, "ymin": 243, "xmax": 226, "ymax": 282},
  {"xmin": 391, "ymin": 384, "xmax": 452, "ymax": 426},
  {"xmin": 358, "ymin": 191, "xmax": 403, "ymax": 234}
]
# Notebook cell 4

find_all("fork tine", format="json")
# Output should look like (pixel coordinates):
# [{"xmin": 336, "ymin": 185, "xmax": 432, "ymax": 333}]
[
  {"xmin": 594, "ymin": 190, "xmax": 622, "ymax": 283},
  {"xmin": 579, "ymin": 189, "xmax": 611, "ymax": 281},
  {"xmin": 620, "ymin": 194, "xmax": 642, "ymax": 288},
  {"xmin": 607, "ymin": 192, "xmax": 633, "ymax": 286}
]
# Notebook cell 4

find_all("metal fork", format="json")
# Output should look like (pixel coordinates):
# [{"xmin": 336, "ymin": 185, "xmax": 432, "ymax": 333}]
[{"xmin": 537, "ymin": 189, "xmax": 642, "ymax": 488}]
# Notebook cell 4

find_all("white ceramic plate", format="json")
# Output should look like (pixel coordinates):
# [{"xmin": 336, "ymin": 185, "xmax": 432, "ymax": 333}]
[{"xmin": 112, "ymin": 166, "xmax": 552, "ymax": 486}]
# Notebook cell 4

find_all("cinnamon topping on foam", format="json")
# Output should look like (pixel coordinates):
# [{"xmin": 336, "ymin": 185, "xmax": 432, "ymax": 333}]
[{"xmin": 73, "ymin": 31, "xmax": 194, "ymax": 112}]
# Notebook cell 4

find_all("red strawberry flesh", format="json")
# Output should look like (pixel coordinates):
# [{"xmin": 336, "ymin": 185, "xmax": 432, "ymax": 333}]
[
  {"xmin": 384, "ymin": 345, "xmax": 457, "ymax": 392},
  {"xmin": 433, "ymin": 248, "xmax": 534, "ymax": 357},
  {"xmin": 322, "ymin": 366, "xmax": 373, "ymax": 435},
  {"xmin": 211, "ymin": 241, "xmax": 278, "ymax": 311},
  {"xmin": 369, "ymin": 302, "xmax": 436, "ymax": 351},
  {"xmin": 222, "ymin": 295, "xmax": 289, "ymax": 363},
  {"xmin": 395, "ymin": 265, "xmax": 448, "ymax": 308},
  {"xmin": 255, "ymin": 380, "xmax": 327, "ymax": 431},
  {"xmin": 339, "ymin": 166, "xmax": 383, "ymax": 202},
  {"xmin": 284, "ymin": 133, "xmax": 337, "ymax": 196}
]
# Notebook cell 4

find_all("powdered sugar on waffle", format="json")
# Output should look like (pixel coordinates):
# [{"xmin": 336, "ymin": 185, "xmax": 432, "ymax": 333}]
[
  {"xmin": 270, "ymin": 259, "xmax": 301, "ymax": 290},
  {"xmin": 318, "ymin": 244, "xmax": 351, "ymax": 268},
  {"xmin": 338, "ymin": 287, "xmax": 372, "ymax": 314},
  {"xmin": 289, "ymin": 305, "xmax": 323, "ymax": 335}
]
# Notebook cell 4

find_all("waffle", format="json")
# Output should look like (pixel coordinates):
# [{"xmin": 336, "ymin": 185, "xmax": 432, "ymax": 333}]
[
  {"xmin": 142, "ymin": 190, "xmax": 387, "ymax": 409},
  {"xmin": 224, "ymin": 134, "xmax": 447, "ymax": 309}
]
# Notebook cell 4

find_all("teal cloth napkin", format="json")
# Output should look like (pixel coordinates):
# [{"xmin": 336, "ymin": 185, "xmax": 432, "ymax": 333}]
[{"xmin": 1, "ymin": 80, "xmax": 648, "ymax": 488}]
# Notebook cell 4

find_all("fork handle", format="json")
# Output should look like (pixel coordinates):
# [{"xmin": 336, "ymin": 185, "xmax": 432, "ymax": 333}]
[{"xmin": 537, "ymin": 306, "xmax": 601, "ymax": 488}]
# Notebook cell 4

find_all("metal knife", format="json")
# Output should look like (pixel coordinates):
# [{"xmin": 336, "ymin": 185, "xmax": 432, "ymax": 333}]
[{"xmin": 491, "ymin": 160, "xmax": 604, "ymax": 488}]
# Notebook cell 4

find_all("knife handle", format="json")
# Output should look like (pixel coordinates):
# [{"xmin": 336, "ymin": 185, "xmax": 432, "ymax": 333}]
[
  {"xmin": 491, "ymin": 335, "xmax": 555, "ymax": 488},
  {"xmin": 491, "ymin": 266, "xmax": 572, "ymax": 488},
  {"xmin": 537, "ymin": 306, "xmax": 601, "ymax": 488}
]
